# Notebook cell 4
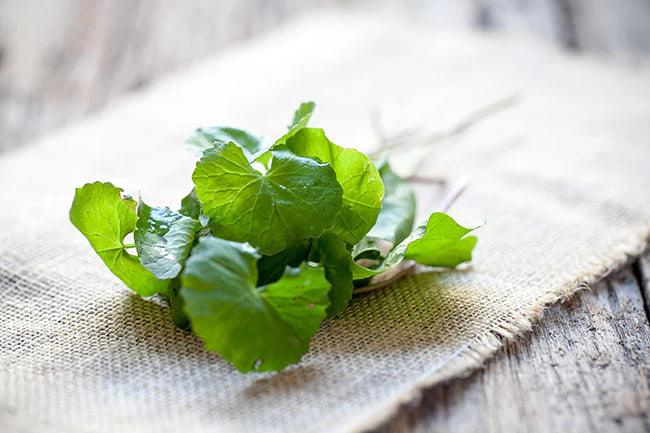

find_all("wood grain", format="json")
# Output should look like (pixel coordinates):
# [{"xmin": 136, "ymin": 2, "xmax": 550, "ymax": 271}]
[
  {"xmin": 436, "ymin": 0, "xmax": 650, "ymax": 54},
  {"xmin": 3, "ymin": 1, "xmax": 650, "ymax": 154},
  {"xmin": 638, "ymin": 253, "xmax": 650, "ymax": 319},
  {"xmin": 0, "ymin": 0, "xmax": 332, "ymax": 152},
  {"xmin": 372, "ymin": 254, "xmax": 650, "ymax": 433}
]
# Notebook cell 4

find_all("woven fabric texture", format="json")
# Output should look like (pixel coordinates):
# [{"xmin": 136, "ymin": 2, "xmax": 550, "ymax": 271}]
[{"xmin": 1, "ymin": 10, "xmax": 649, "ymax": 433}]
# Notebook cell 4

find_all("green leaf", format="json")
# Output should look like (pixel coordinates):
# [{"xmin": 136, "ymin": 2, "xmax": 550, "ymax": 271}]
[
  {"xmin": 181, "ymin": 237, "xmax": 330, "ymax": 372},
  {"xmin": 285, "ymin": 128, "xmax": 384, "ymax": 244},
  {"xmin": 367, "ymin": 158, "xmax": 416, "ymax": 245},
  {"xmin": 179, "ymin": 189, "xmax": 202, "ymax": 220},
  {"xmin": 404, "ymin": 212, "xmax": 478, "ymax": 267},
  {"xmin": 290, "ymin": 101, "xmax": 315, "ymax": 127},
  {"xmin": 186, "ymin": 126, "xmax": 262, "ymax": 158},
  {"xmin": 254, "ymin": 101, "xmax": 317, "ymax": 167},
  {"xmin": 69, "ymin": 182, "xmax": 169, "ymax": 296},
  {"xmin": 256, "ymin": 241, "xmax": 309, "ymax": 286},
  {"xmin": 315, "ymin": 233, "xmax": 353, "ymax": 316},
  {"xmin": 276, "ymin": 101, "xmax": 316, "ymax": 146},
  {"xmin": 352, "ymin": 212, "xmax": 478, "ymax": 280},
  {"xmin": 193, "ymin": 141, "xmax": 343, "ymax": 255},
  {"xmin": 180, "ymin": 189, "xmax": 210, "ymax": 226},
  {"xmin": 134, "ymin": 200, "xmax": 202, "ymax": 280}
]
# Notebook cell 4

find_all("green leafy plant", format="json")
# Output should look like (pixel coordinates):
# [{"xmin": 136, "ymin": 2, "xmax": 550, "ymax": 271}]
[{"xmin": 70, "ymin": 102, "xmax": 479, "ymax": 373}]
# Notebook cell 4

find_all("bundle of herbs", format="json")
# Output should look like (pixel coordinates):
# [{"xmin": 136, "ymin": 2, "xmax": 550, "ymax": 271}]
[{"xmin": 70, "ymin": 102, "xmax": 479, "ymax": 372}]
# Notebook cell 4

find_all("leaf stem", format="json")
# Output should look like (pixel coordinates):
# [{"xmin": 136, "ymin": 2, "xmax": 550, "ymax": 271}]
[
  {"xmin": 123, "ymin": 243, "xmax": 136, "ymax": 249},
  {"xmin": 353, "ymin": 262, "xmax": 417, "ymax": 295},
  {"xmin": 405, "ymin": 175, "xmax": 447, "ymax": 185},
  {"xmin": 369, "ymin": 94, "xmax": 519, "ymax": 159},
  {"xmin": 437, "ymin": 177, "xmax": 469, "ymax": 212}
]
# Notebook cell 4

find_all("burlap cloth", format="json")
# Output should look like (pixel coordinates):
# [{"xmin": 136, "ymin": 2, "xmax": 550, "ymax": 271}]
[{"xmin": 1, "ymin": 9, "xmax": 649, "ymax": 433}]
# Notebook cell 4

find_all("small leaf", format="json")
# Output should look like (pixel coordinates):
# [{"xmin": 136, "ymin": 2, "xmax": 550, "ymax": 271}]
[
  {"xmin": 254, "ymin": 101, "xmax": 318, "ymax": 167},
  {"xmin": 181, "ymin": 237, "xmax": 330, "ymax": 372},
  {"xmin": 404, "ymin": 213, "xmax": 478, "ymax": 267},
  {"xmin": 285, "ymin": 128, "xmax": 384, "ymax": 244},
  {"xmin": 186, "ymin": 126, "xmax": 262, "ymax": 158},
  {"xmin": 69, "ymin": 182, "xmax": 169, "ymax": 296},
  {"xmin": 276, "ymin": 101, "xmax": 316, "ymax": 146},
  {"xmin": 193, "ymin": 142, "xmax": 343, "ymax": 254},
  {"xmin": 352, "ymin": 212, "xmax": 479, "ymax": 280},
  {"xmin": 367, "ymin": 158, "xmax": 416, "ymax": 245},
  {"xmin": 135, "ymin": 200, "xmax": 202, "ymax": 280}
]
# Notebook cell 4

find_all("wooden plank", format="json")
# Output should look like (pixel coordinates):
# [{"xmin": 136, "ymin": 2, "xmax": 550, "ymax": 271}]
[
  {"xmin": 372, "ymin": 260, "xmax": 650, "ymax": 433},
  {"xmin": 464, "ymin": 0, "xmax": 650, "ymax": 54},
  {"xmin": 3, "ymin": 0, "xmax": 650, "ymax": 155},
  {"xmin": 639, "ymin": 254, "xmax": 650, "ymax": 325},
  {"xmin": 0, "ymin": 0, "xmax": 332, "ymax": 152}
]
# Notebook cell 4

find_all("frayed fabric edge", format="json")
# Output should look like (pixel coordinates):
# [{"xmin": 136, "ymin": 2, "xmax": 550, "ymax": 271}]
[{"xmin": 343, "ymin": 226, "xmax": 650, "ymax": 433}]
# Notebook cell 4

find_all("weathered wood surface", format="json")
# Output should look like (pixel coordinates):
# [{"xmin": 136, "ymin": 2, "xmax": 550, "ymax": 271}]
[
  {"xmin": 3, "ymin": 0, "xmax": 650, "ymax": 153},
  {"xmin": 428, "ymin": 0, "xmax": 650, "ymax": 54},
  {"xmin": 372, "ymin": 253, "xmax": 650, "ymax": 433},
  {"xmin": 0, "ymin": 0, "xmax": 332, "ymax": 152}
]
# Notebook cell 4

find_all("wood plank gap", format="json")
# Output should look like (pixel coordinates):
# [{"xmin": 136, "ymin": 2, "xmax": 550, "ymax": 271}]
[{"xmin": 635, "ymin": 253, "xmax": 650, "ymax": 324}]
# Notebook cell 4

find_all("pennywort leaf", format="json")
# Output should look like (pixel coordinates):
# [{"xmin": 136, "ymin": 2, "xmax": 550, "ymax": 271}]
[
  {"xmin": 404, "ymin": 212, "xmax": 478, "ymax": 267},
  {"xmin": 367, "ymin": 158, "xmax": 416, "ymax": 245},
  {"xmin": 352, "ymin": 213, "xmax": 479, "ymax": 280},
  {"xmin": 254, "ymin": 101, "xmax": 318, "ymax": 167},
  {"xmin": 289, "ymin": 101, "xmax": 316, "ymax": 129},
  {"xmin": 274, "ymin": 101, "xmax": 316, "ymax": 146},
  {"xmin": 285, "ymin": 128, "xmax": 384, "ymax": 244},
  {"xmin": 186, "ymin": 126, "xmax": 262, "ymax": 158},
  {"xmin": 69, "ymin": 182, "xmax": 169, "ymax": 296},
  {"xmin": 181, "ymin": 237, "xmax": 330, "ymax": 372},
  {"xmin": 134, "ymin": 201, "xmax": 202, "ymax": 280},
  {"xmin": 192, "ymin": 141, "xmax": 343, "ymax": 254}
]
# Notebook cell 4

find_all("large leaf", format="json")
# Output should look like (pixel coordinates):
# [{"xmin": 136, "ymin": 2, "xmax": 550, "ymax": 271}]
[
  {"xmin": 352, "ymin": 212, "xmax": 478, "ymax": 280},
  {"xmin": 135, "ymin": 201, "xmax": 202, "ymax": 280},
  {"xmin": 186, "ymin": 126, "xmax": 262, "ymax": 158},
  {"xmin": 69, "ymin": 182, "xmax": 169, "ymax": 296},
  {"xmin": 181, "ymin": 237, "xmax": 330, "ymax": 372},
  {"xmin": 192, "ymin": 141, "xmax": 343, "ymax": 254},
  {"xmin": 367, "ymin": 158, "xmax": 416, "ymax": 245},
  {"xmin": 285, "ymin": 128, "xmax": 384, "ymax": 244}
]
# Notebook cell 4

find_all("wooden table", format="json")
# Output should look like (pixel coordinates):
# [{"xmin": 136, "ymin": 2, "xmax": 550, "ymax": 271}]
[{"xmin": 373, "ymin": 253, "xmax": 650, "ymax": 433}]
